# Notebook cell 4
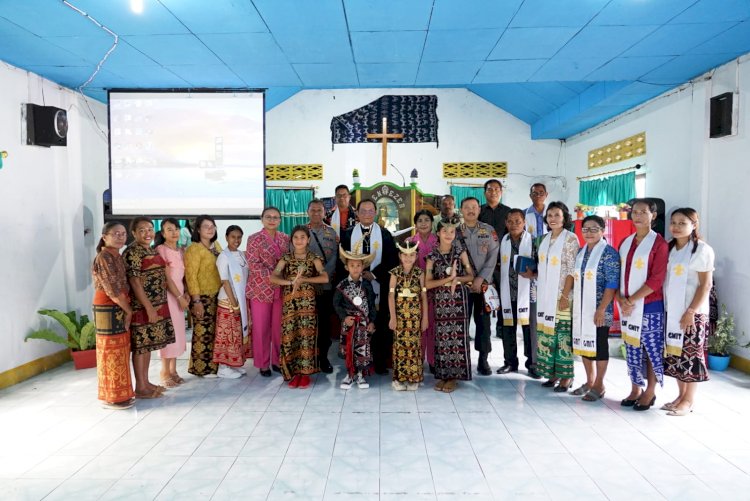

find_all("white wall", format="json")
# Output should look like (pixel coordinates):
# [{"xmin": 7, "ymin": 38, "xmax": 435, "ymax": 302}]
[
  {"xmin": 265, "ymin": 88, "xmax": 564, "ymax": 210},
  {"xmin": 564, "ymin": 54, "xmax": 750, "ymax": 358},
  {"xmin": 0, "ymin": 62, "xmax": 109, "ymax": 374}
]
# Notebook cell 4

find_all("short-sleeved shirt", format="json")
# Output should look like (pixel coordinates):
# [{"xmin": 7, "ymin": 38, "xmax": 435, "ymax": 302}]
[
  {"xmin": 579, "ymin": 243, "xmax": 621, "ymax": 326},
  {"xmin": 308, "ymin": 223, "xmax": 338, "ymax": 289},
  {"xmin": 664, "ymin": 240, "xmax": 715, "ymax": 315},
  {"xmin": 92, "ymin": 248, "xmax": 129, "ymax": 300}
]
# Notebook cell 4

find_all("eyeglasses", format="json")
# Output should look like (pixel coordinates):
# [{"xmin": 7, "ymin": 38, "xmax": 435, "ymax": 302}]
[
  {"xmin": 263, "ymin": 215, "xmax": 281, "ymax": 221},
  {"xmin": 530, "ymin": 191, "xmax": 546, "ymax": 196},
  {"xmin": 335, "ymin": 193, "xmax": 350, "ymax": 199},
  {"xmin": 359, "ymin": 209, "xmax": 376, "ymax": 215},
  {"xmin": 107, "ymin": 231, "xmax": 127, "ymax": 237},
  {"xmin": 581, "ymin": 227, "xmax": 602, "ymax": 233}
]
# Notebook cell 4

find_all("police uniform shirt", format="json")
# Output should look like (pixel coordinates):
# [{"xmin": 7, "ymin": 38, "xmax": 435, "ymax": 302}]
[
  {"xmin": 460, "ymin": 221, "xmax": 499, "ymax": 284},
  {"xmin": 308, "ymin": 223, "xmax": 338, "ymax": 290}
]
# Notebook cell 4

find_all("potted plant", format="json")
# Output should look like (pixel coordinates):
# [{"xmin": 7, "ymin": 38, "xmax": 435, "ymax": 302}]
[
  {"xmin": 25, "ymin": 309, "xmax": 97, "ymax": 370},
  {"xmin": 617, "ymin": 203, "xmax": 631, "ymax": 220},
  {"xmin": 352, "ymin": 168, "xmax": 361, "ymax": 186},
  {"xmin": 707, "ymin": 304, "xmax": 748, "ymax": 371},
  {"xmin": 574, "ymin": 203, "xmax": 587, "ymax": 220}
]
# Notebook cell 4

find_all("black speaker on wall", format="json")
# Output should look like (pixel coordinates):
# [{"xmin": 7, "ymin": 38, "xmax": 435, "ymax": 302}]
[
  {"xmin": 25, "ymin": 103, "xmax": 68, "ymax": 147},
  {"xmin": 709, "ymin": 92, "xmax": 733, "ymax": 138}
]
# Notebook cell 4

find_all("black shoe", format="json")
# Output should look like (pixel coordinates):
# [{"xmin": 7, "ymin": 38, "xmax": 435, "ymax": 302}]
[
  {"xmin": 527, "ymin": 369, "xmax": 542, "ymax": 379},
  {"xmin": 477, "ymin": 365, "xmax": 492, "ymax": 376},
  {"xmin": 260, "ymin": 369, "xmax": 272, "ymax": 377},
  {"xmin": 495, "ymin": 364, "xmax": 517, "ymax": 374},
  {"xmin": 319, "ymin": 359, "xmax": 333, "ymax": 374},
  {"xmin": 633, "ymin": 395, "xmax": 656, "ymax": 411},
  {"xmin": 620, "ymin": 391, "xmax": 644, "ymax": 407},
  {"xmin": 272, "ymin": 365, "xmax": 281, "ymax": 373},
  {"xmin": 375, "ymin": 368, "xmax": 389, "ymax": 375},
  {"xmin": 541, "ymin": 379, "xmax": 558, "ymax": 387}
]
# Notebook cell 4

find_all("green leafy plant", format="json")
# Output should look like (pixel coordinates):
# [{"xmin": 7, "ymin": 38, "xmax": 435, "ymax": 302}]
[
  {"xmin": 352, "ymin": 168, "xmax": 360, "ymax": 177},
  {"xmin": 708, "ymin": 304, "xmax": 749, "ymax": 356},
  {"xmin": 25, "ymin": 309, "xmax": 96, "ymax": 351}
]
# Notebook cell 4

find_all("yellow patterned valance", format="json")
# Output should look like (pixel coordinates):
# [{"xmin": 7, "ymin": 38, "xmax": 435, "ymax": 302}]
[
  {"xmin": 265, "ymin": 164, "xmax": 323, "ymax": 181},
  {"xmin": 443, "ymin": 162, "xmax": 508, "ymax": 179},
  {"xmin": 588, "ymin": 132, "xmax": 646, "ymax": 169}
]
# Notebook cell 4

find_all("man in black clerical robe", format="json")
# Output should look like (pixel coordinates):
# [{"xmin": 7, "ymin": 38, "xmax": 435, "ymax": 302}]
[{"xmin": 337, "ymin": 198, "xmax": 398, "ymax": 375}]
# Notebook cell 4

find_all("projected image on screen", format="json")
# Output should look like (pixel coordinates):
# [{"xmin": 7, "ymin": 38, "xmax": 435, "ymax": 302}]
[{"xmin": 109, "ymin": 91, "xmax": 265, "ymax": 217}]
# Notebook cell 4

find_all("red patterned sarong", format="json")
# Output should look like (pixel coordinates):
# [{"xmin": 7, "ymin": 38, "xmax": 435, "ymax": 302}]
[{"xmin": 212, "ymin": 304, "xmax": 250, "ymax": 367}]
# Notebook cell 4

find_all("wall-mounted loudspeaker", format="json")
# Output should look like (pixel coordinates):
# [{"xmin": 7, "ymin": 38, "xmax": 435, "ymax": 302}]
[
  {"xmin": 709, "ymin": 92, "xmax": 733, "ymax": 139},
  {"xmin": 24, "ymin": 103, "xmax": 68, "ymax": 147}
]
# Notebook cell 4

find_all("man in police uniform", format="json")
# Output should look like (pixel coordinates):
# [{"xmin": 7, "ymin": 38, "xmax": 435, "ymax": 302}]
[
  {"xmin": 307, "ymin": 199, "xmax": 339, "ymax": 373},
  {"xmin": 457, "ymin": 197, "xmax": 499, "ymax": 375}
]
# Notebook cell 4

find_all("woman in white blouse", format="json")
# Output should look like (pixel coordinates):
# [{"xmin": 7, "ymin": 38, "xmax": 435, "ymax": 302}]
[{"xmin": 663, "ymin": 208, "xmax": 714, "ymax": 416}]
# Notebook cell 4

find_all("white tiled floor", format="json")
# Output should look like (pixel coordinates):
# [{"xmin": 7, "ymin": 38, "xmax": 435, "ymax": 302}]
[{"xmin": 2, "ymin": 335, "xmax": 750, "ymax": 501}]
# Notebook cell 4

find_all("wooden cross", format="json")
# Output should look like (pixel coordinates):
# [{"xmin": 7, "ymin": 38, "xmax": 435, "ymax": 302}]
[{"xmin": 366, "ymin": 117, "xmax": 404, "ymax": 175}]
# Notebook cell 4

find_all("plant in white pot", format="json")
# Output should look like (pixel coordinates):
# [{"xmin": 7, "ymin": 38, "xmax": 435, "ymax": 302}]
[
  {"xmin": 707, "ymin": 304, "xmax": 748, "ymax": 371},
  {"xmin": 25, "ymin": 309, "xmax": 97, "ymax": 370}
]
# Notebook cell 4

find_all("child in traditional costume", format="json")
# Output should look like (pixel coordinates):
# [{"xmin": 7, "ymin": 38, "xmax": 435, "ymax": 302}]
[
  {"xmin": 388, "ymin": 240, "xmax": 429, "ymax": 390},
  {"xmin": 213, "ymin": 225, "xmax": 251, "ymax": 379},
  {"xmin": 425, "ymin": 219, "xmax": 475, "ymax": 393},
  {"xmin": 270, "ymin": 225, "xmax": 329, "ymax": 389},
  {"xmin": 333, "ymin": 240, "xmax": 377, "ymax": 389}
]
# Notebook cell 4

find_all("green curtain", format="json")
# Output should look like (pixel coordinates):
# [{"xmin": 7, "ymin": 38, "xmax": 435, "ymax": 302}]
[
  {"xmin": 450, "ymin": 185, "xmax": 484, "ymax": 208},
  {"xmin": 579, "ymin": 171, "xmax": 636, "ymax": 206},
  {"xmin": 266, "ymin": 189, "xmax": 313, "ymax": 235}
]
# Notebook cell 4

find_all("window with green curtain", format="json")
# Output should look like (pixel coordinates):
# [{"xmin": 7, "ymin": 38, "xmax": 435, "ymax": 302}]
[
  {"xmin": 449, "ymin": 185, "xmax": 484, "ymax": 209},
  {"xmin": 265, "ymin": 189, "xmax": 313, "ymax": 235},
  {"xmin": 579, "ymin": 171, "xmax": 636, "ymax": 206}
]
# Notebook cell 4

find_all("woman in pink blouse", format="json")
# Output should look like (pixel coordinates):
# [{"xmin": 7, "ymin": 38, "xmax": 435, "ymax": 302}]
[
  {"xmin": 407, "ymin": 209, "xmax": 438, "ymax": 372},
  {"xmin": 246, "ymin": 207, "xmax": 290, "ymax": 377}
]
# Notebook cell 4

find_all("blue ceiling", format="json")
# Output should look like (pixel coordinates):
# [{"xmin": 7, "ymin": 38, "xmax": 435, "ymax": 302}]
[{"xmin": 0, "ymin": 0, "xmax": 748, "ymax": 139}]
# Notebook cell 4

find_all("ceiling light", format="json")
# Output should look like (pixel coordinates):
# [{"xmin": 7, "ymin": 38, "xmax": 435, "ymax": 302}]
[{"xmin": 130, "ymin": 0, "xmax": 144, "ymax": 14}]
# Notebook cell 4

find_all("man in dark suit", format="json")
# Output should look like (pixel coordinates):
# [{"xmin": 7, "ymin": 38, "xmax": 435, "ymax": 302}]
[
  {"xmin": 479, "ymin": 179, "xmax": 511, "ymax": 339},
  {"xmin": 338, "ymin": 198, "xmax": 398, "ymax": 375}
]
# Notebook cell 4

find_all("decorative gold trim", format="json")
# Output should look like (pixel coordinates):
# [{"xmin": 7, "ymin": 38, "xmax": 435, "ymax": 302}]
[
  {"xmin": 0, "ymin": 349, "xmax": 71, "ymax": 390},
  {"xmin": 730, "ymin": 354, "xmax": 750, "ymax": 375},
  {"xmin": 588, "ymin": 132, "xmax": 646, "ymax": 169},
  {"xmin": 265, "ymin": 164, "xmax": 323, "ymax": 181},
  {"xmin": 443, "ymin": 162, "xmax": 507, "ymax": 178}
]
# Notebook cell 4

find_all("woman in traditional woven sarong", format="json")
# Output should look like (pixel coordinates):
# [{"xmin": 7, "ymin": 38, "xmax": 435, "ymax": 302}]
[
  {"xmin": 425, "ymin": 218, "xmax": 474, "ymax": 393},
  {"xmin": 213, "ymin": 225, "xmax": 251, "ymax": 379},
  {"xmin": 534, "ymin": 202, "xmax": 580, "ymax": 392},
  {"xmin": 663, "ymin": 208, "xmax": 714, "ymax": 416},
  {"xmin": 270, "ymin": 225, "xmax": 328, "ymax": 388},
  {"xmin": 185, "ymin": 215, "xmax": 223, "ymax": 377},
  {"xmin": 155, "ymin": 218, "xmax": 190, "ymax": 388},
  {"xmin": 616, "ymin": 199, "xmax": 668, "ymax": 411},
  {"xmin": 407, "ymin": 210, "xmax": 438, "ymax": 374},
  {"xmin": 246, "ymin": 207, "xmax": 290, "ymax": 377},
  {"xmin": 388, "ymin": 240, "xmax": 429, "ymax": 391},
  {"xmin": 123, "ymin": 217, "xmax": 176, "ymax": 398},
  {"xmin": 571, "ymin": 215, "xmax": 620, "ymax": 401},
  {"xmin": 92, "ymin": 222, "xmax": 135, "ymax": 410}
]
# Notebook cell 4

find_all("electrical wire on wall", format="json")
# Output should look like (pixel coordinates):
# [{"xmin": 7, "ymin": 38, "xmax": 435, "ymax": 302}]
[{"xmin": 62, "ymin": 0, "xmax": 119, "ymax": 142}]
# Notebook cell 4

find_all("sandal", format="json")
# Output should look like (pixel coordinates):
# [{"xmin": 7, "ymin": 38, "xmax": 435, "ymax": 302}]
[
  {"xmin": 442, "ymin": 380, "xmax": 458, "ymax": 393},
  {"xmin": 582, "ymin": 389, "xmax": 605, "ymax": 401},
  {"xmin": 135, "ymin": 389, "xmax": 163, "ymax": 399},
  {"xmin": 541, "ymin": 379, "xmax": 558, "ymax": 388},
  {"xmin": 571, "ymin": 384, "xmax": 590, "ymax": 396},
  {"xmin": 434, "ymin": 379, "xmax": 447, "ymax": 392},
  {"xmin": 660, "ymin": 402, "xmax": 677, "ymax": 411},
  {"xmin": 102, "ymin": 399, "xmax": 135, "ymax": 410},
  {"xmin": 172, "ymin": 375, "xmax": 185, "ymax": 385},
  {"xmin": 161, "ymin": 378, "xmax": 179, "ymax": 389}
]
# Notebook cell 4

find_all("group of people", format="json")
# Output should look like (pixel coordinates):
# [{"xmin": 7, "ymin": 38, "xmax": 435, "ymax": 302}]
[{"xmin": 91, "ymin": 181, "xmax": 714, "ymax": 417}]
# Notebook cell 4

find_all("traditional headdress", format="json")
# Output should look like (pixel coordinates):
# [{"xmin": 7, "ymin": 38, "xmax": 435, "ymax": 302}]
[
  {"xmin": 436, "ymin": 215, "xmax": 461, "ymax": 231},
  {"xmin": 395, "ymin": 239, "xmax": 419, "ymax": 255},
  {"xmin": 339, "ymin": 236, "xmax": 375, "ymax": 266}
]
